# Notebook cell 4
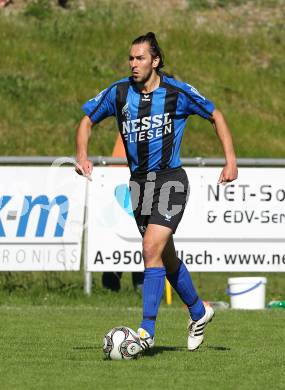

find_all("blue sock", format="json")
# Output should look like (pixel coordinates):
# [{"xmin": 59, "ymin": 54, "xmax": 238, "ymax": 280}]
[
  {"xmin": 140, "ymin": 267, "xmax": 166, "ymax": 337},
  {"xmin": 167, "ymin": 261, "xmax": 205, "ymax": 321}
]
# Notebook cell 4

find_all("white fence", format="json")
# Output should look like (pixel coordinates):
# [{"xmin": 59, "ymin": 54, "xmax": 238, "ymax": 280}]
[{"xmin": 1, "ymin": 157, "xmax": 285, "ymax": 294}]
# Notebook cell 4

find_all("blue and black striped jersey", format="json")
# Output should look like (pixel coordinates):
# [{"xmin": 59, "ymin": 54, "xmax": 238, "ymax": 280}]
[{"xmin": 82, "ymin": 74, "xmax": 215, "ymax": 174}]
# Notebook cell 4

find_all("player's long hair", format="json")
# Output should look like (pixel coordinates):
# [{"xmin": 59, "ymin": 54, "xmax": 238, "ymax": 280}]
[{"xmin": 132, "ymin": 32, "xmax": 165, "ymax": 71}]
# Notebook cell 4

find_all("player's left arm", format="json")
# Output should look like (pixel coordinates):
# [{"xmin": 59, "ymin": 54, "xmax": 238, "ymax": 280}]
[
  {"xmin": 210, "ymin": 109, "xmax": 238, "ymax": 184},
  {"xmin": 182, "ymin": 82, "xmax": 238, "ymax": 183}
]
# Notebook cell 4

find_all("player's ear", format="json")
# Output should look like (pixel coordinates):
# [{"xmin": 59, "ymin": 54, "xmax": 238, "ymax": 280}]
[{"xmin": 152, "ymin": 56, "xmax": 160, "ymax": 69}]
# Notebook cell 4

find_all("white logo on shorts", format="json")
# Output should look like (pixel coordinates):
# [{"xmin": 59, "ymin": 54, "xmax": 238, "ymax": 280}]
[
  {"xmin": 139, "ymin": 225, "xmax": 147, "ymax": 233},
  {"xmin": 165, "ymin": 214, "xmax": 172, "ymax": 222}
]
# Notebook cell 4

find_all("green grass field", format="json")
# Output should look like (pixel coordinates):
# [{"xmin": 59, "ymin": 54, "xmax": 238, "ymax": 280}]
[
  {"xmin": 0, "ymin": 273, "xmax": 284, "ymax": 389},
  {"xmin": 0, "ymin": 272, "xmax": 284, "ymax": 389},
  {"xmin": 0, "ymin": 302, "xmax": 285, "ymax": 390}
]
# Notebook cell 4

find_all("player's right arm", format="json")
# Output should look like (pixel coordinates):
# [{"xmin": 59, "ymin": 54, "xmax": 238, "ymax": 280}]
[
  {"xmin": 75, "ymin": 115, "xmax": 94, "ymax": 178},
  {"xmin": 75, "ymin": 85, "xmax": 116, "ymax": 178}
]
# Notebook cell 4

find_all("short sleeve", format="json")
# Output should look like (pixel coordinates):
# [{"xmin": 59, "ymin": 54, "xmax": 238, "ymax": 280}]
[
  {"xmin": 82, "ymin": 86, "xmax": 116, "ymax": 124},
  {"xmin": 183, "ymin": 83, "xmax": 215, "ymax": 120}
]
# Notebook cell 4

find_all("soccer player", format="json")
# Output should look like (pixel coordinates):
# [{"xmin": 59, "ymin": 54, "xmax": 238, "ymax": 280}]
[{"xmin": 76, "ymin": 32, "xmax": 238, "ymax": 351}]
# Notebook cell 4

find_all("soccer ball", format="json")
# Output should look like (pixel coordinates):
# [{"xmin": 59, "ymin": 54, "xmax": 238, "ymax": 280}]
[{"xmin": 103, "ymin": 326, "xmax": 141, "ymax": 360}]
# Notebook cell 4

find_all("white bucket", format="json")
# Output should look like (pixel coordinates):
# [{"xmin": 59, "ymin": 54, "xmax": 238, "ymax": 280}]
[{"xmin": 227, "ymin": 277, "xmax": 267, "ymax": 310}]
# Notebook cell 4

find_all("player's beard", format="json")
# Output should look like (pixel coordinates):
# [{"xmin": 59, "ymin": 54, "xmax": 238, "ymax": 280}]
[{"xmin": 133, "ymin": 68, "xmax": 155, "ymax": 85}]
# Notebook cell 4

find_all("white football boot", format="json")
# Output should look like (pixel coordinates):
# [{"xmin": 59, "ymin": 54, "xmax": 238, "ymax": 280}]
[
  {"xmin": 137, "ymin": 328, "xmax": 155, "ymax": 351},
  {"xmin": 187, "ymin": 304, "xmax": 215, "ymax": 351}
]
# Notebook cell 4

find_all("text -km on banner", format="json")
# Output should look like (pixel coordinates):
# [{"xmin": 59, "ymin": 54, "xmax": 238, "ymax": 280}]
[
  {"xmin": 86, "ymin": 167, "xmax": 285, "ymax": 272},
  {"xmin": 0, "ymin": 167, "xmax": 86, "ymax": 271}
]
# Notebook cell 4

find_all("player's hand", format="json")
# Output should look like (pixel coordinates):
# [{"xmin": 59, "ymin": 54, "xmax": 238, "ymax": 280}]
[
  {"xmin": 75, "ymin": 159, "xmax": 93, "ymax": 181},
  {"xmin": 218, "ymin": 162, "xmax": 238, "ymax": 185}
]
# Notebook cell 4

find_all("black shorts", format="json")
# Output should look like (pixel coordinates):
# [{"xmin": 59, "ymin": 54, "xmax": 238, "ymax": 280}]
[{"xmin": 129, "ymin": 167, "xmax": 190, "ymax": 236}]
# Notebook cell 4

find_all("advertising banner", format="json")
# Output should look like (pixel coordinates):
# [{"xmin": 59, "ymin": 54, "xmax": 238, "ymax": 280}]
[
  {"xmin": 86, "ymin": 167, "xmax": 285, "ymax": 272},
  {"xmin": 0, "ymin": 167, "xmax": 86, "ymax": 271}
]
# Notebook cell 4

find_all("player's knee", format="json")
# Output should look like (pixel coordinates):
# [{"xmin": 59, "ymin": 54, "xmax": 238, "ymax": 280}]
[{"xmin": 142, "ymin": 239, "xmax": 160, "ymax": 262}]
